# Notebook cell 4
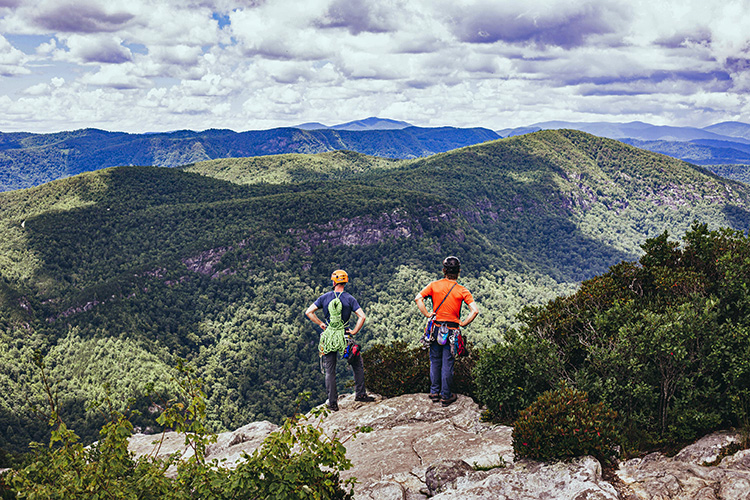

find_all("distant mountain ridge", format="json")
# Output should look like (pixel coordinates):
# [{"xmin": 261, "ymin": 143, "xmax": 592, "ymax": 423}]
[
  {"xmin": 0, "ymin": 122, "xmax": 498, "ymax": 192},
  {"xmin": 498, "ymin": 120, "xmax": 750, "ymax": 168},
  {"xmin": 295, "ymin": 116, "xmax": 413, "ymax": 131}
]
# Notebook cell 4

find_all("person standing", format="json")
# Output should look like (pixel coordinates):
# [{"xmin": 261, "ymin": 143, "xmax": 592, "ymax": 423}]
[
  {"xmin": 415, "ymin": 256, "xmax": 479, "ymax": 406},
  {"xmin": 305, "ymin": 269, "xmax": 375, "ymax": 411}
]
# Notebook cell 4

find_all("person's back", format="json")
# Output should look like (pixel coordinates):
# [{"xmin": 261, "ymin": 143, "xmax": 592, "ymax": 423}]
[
  {"xmin": 305, "ymin": 269, "xmax": 375, "ymax": 411},
  {"xmin": 415, "ymin": 256, "xmax": 479, "ymax": 406}
]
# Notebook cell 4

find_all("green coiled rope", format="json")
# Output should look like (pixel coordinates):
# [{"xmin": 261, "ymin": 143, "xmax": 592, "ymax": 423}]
[{"xmin": 319, "ymin": 292, "xmax": 347, "ymax": 356}]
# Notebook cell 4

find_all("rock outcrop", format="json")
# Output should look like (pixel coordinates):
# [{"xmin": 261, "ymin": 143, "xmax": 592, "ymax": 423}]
[
  {"xmin": 617, "ymin": 431, "xmax": 750, "ymax": 500},
  {"xmin": 126, "ymin": 393, "xmax": 750, "ymax": 499}
]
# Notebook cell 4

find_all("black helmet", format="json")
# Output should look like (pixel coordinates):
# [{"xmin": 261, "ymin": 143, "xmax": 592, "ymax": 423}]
[{"xmin": 443, "ymin": 256, "xmax": 460, "ymax": 274}]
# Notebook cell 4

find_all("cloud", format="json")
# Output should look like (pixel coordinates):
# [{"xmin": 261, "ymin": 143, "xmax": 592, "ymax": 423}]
[
  {"xmin": 32, "ymin": 1, "xmax": 134, "ymax": 33},
  {"xmin": 62, "ymin": 34, "xmax": 132, "ymax": 63},
  {"xmin": 2, "ymin": 0, "xmax": 750, "ymax": 133},
  {"xmin": 229, "ymin": 4, "xmax": 335, "ymax": 61},
  {"xmin": 442, "ymin": 0, "xmax": 626, "ymax": 48},
  {"xmin": 314, "ymin": 0, "xmax": 397, "ymax": 35},
  {"xmin": 0, "ymin": 34, "xmax": 30, "ymax": 76},
  {"xmin": 80, "ymin": 63, "xmax": 149, "ymax": 88}
]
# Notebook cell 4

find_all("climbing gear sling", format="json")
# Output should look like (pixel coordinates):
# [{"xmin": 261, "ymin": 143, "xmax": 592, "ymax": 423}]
[
  {"xmin": 319, "ymin": 292, "xmax": 348, "ymax": 356},
  {"xmin": 421, "ymin": 282, "xmax": 458, "ymax": 347}
]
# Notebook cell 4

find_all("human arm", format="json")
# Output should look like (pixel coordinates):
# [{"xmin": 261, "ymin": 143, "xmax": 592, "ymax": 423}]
[
  {"xmin": 348, "ymin": 307, "xmax": 366, "ymax": 335},
  {"xmin": 414, "ymin": 293, "xmax": 432, "ymax": 318},
  {"xmin": 304, "ymin": 303, "xmax": 326, "ymax": 330},
  {"xmin": 459, "ymin": 301, "xmax": 479, "ymax": 327}
]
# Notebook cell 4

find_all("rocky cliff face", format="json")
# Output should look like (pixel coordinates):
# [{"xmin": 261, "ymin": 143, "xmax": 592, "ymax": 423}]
[{"xmin": 127, "ymin": 393, "xmax": 750, "ymax": 499}]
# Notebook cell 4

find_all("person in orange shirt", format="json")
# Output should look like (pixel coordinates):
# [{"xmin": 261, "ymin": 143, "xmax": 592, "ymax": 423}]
[{"xmin": 415, "ymin": 256, "xmax": 479, "ymax": 406}]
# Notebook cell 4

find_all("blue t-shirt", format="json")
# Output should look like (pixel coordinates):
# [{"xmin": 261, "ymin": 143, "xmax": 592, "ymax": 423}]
[{"xmin": 314, "ymin": 291, "xmax": 361, "ymax": 325}]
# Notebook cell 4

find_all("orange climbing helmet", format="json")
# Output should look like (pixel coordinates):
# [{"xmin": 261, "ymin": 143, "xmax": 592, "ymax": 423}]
[{"xmin": 331, "ymin": 269, "xmax": 349, "ymax": 284}]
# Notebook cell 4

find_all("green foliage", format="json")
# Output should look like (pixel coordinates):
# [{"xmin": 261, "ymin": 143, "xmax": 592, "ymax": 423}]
[
  {"xmin": 473, "ymin": 329, "xmax": 561, "ymax": 423},
  {"xmin": 7, "ymin": 359, "xmax": 357, "ymax": 499},
  {"xmin": 362, "ymin": 342, "xmax": 429, "ymax": 397},
  {"xmin": 479, "ymin": 223, "xmax": 750, "ymax": 454},
  {"xmin": 704, "ymin": 164, "xmax": 750, "ymax": 184},
  {"xmin": 512, "ymin": 384, "xmax": 619, "ymax": 463},
  {"xmin": 3, "ymin": 130, "xmax": 750, "ymax": 454},
  {"xmin": 362, "ymin": 341, "xmax": 477, "ymax": 399},
  {"xmin": 0, "ymin": 127, "xmax": 499, "ymax": 192}
]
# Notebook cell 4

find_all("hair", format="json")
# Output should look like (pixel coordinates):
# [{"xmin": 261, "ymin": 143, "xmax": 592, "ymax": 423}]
[{"xmin": 442, "ymin": 256, "xmax": 460, "ymax": 279}]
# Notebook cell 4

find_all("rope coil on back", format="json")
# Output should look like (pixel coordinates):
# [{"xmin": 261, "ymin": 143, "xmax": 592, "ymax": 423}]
[{"xmin": 319, "ymin": 292, "xmax": 347, "ymax": 356}]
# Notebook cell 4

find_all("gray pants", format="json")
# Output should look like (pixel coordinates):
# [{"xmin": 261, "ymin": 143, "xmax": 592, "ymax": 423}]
[{"xmin": 322, "ymin": 351, "xmax": 366, "ymax": 405}]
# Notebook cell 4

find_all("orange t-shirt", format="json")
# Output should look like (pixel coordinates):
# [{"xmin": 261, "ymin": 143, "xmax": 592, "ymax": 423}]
[{"xmin": 419, "ymin": 279, "xmax": 474, "ymax": 323}]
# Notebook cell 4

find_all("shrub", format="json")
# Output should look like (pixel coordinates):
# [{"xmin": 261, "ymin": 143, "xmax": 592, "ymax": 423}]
[
  {"xmin": 363, "ymin": 341, "xmax": 429, "ymax": 397},
  {"xmin": 473, "ymin": 329, "xmax": 561, "ymax": 422},
  {"xmin": 362, "ymin": 341, "xmax": 477, "ymax": 399},
  {"xmin": 8, "ymin": 356, "xmax": 357, "ymax": 499},
  {"xmin": 512, "ymin": 384, "xmax": 619, "ymax": 464}
]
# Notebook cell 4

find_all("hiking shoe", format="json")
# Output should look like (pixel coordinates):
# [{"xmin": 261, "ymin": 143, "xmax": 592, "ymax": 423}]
[
  {"xmin": 441, "ymin": 394, "xmax": 457, "ymax": 407},
  {"xmin": 355, "ymin": 395, "xmax": 375, "ymax": 402},
  {"xmin": 328, "ymin": 403, "xmax": 339, "ymax": 411},
  {"xmin": 428, "ymin": 393, "xmax": 441, "ymax": 402}
]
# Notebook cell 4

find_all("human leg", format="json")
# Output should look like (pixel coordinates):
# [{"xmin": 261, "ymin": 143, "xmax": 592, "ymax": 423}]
[
  {"xmin": 322, "ymin": 352, "xmax": 338, "ymax": 409},
  {"xmin": 429, "ymin": 342, "xmax": 443, "ymax": 396},
  {"xmin": 349, "ymin": 354, "xmax": 367, "ymax": 399},
  {"xmin": 440, "ymin": 344, "xmax": 455, "ymax": 400}
]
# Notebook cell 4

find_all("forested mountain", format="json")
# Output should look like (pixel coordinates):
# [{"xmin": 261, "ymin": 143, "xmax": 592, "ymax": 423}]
[
  {"xmin": 499, "ymin": 120, "xmax": 750, "ymax": 171},
  {"xmin": 2, "ymin": 130, "xmax": 750, "ymax": 456},
  {"xmin": 0, "ymin": 125, "xmax": 499, "ymax": 192}
]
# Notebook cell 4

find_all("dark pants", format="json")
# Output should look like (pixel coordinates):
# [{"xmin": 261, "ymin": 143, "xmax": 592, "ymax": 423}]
[
  {"xmin": 322, "ymin": 351, "xmax": 366, "ymax": 405},
  {"xmin": 429, "ymin": 341, "xmax": 454, "ymax": 399}
]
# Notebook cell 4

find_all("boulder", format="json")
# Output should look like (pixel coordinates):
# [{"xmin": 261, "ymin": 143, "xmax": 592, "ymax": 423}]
[
  {"xmin": 674, "ymin": 430, "xmax": 743, "ymax": 465},
  {"xmin": 617, "ymin": 432, "xmax": 750, "ymax": 500},
  {"xmin": 315, "ymin": 393, "xmax": 514, "ymax": 497},
  {"xmin": 425, "ymin": 459, "xmax": 474, "ymax": 496},
  {"xmin": 128, "ymin": 420, "xmax": 278, "ymax": 468},
  {"xmin": 430, "ymin": 456, "xmax": 619, "ymax": 499}
]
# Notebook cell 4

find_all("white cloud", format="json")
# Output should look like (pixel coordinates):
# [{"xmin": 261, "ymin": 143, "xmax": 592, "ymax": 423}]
[
  {"xmin": 0, "ymin": 34, "xmax": 30, "ymax": 76},
  {"xmin": 80, "ymin": 63, "xmax": 149, "ymax": 88},
  {"xmin": 60, "ymin": 34, "xmax": 133, "ymax": 64}
]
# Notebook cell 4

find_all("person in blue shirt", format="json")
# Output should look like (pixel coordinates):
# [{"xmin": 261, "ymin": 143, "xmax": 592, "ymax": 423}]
[{"xmin": 305, "ymin": 269, "xmax": 375, "ymax": 411}]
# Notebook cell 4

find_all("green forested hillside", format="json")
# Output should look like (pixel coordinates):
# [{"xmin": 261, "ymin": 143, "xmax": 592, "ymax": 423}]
[
  {"xmin": 0, "ymin": 126, "xmax": 499, "ymax": 192},
  {"xmin": 2, "ymin": 130, "xmax": 749, "ymax": 456}
]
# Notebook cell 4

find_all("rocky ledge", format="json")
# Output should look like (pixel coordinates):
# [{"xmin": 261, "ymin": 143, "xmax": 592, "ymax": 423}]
[{"xmin": 127, "ymin": 393, "xmax": 750, "ymax": 499}]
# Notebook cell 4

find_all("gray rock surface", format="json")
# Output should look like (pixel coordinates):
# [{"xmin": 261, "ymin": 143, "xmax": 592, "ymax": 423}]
[
  {"xmin": 674, "ymin": 430, "xmax": 743, "ymax": 465},
  {"xmin": 128, "ymin": 420, "xmax": 279, "ymax": 468},
  {"xmin": 432, "ymin": 456, "xmax": 620, "ymax": 500},
  {"xmin": 425, "ymin": 459, "xmax": 475, "ymax": 496},
  {"xmin": 617, "ymin": 432, "xmax": 750, "ymax": 500},
  {"xmin": 315, "ymin": 393, "xmax": 514, "ymax": 498},
  {"xmin": 125, "ymin": 394, "xmax": 750, "ymax": 500}
]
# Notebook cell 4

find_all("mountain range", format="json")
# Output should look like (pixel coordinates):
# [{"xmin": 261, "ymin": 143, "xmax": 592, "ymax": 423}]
[
  {"xmin": 4, "ymin": 118, "xmax": 750, "ymax": 195},
  {"xmin": 498, "ymin": 120, "xmax": 750, "ymax": 169},
  {"xmin": 0, "ymin": 122, "xmax": 498, "ymax": 192},
  {"xmin": 2, "ymin": 129, "xmax": 750, "ymax": 455},
  {"xmin": 294, "ymin": 116, "xmax": 413, "ymax": 131}
]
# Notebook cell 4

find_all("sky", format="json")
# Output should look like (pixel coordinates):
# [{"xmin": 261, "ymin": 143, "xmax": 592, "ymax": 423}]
[{"xmin": 0, "ymin": 0, "xmax": 749, "ymax": 134}]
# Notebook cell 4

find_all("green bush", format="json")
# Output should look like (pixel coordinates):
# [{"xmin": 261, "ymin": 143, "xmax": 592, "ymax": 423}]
[
  {"xmin": 363, "ymin": 341, "xmax": 430, "ymax": 397},
  {"xmin": 512, "ymin": 384, "xmax": 619, "ymax": 463},
  {"xmin": 8, "ymin": 358, "xmax": 357, "ymax": 500},
  {"xmin": 487, "ymin": 225, "xmax": 750, "ymax": 454},
  {"xmin": 362, "ymin": 341, "xmax": 477, "ymax": 399},
  {"xmin": 473, "ymin": 329, "xmax": 561, "ymax": 422}
]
